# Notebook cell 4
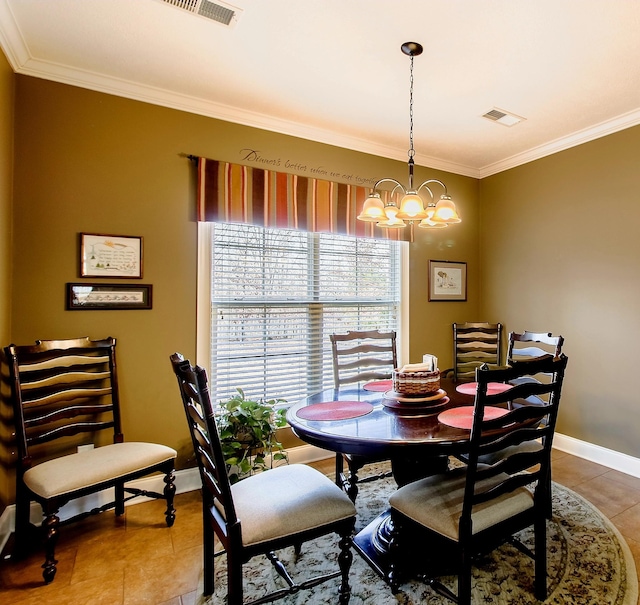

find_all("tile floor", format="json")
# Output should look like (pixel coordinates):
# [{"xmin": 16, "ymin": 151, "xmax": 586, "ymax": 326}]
[{"xmin": 1, "ymin": 450, "xmax": 639, "ymax": 605}]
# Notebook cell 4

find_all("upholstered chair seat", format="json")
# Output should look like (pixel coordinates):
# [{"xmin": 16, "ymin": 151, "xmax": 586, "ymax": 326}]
[
  {"xmin": 228, "ymin": 464, "xmax": 356, "ymax": 548},
  {"xmin": 389, "ymin": 467, "xmax": 533, "ymax": 541},
  {"xmin": 24, "ymin": 442, "xmax": 177, "ymax": 499}
]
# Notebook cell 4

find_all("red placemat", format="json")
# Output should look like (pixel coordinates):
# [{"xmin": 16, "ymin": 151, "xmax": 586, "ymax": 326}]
[
  {"xmin": 295, "ymin": 401, "xmax": 374, "ymax": 421},
  {"xmin": 363, "ymin": 380, "xmax": 393, "ymax": 392},
  {"xmin": 455, "ymin": 382, "xmax": 514, "ymax": 396},
  {"xmin": 438, "ymin": 406, "xmax": 509, "ymax": 430}
]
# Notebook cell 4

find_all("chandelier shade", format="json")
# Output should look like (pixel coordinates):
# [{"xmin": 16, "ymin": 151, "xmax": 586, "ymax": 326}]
[
  {"xmin": 356, "ymin": 193, "xmax": 386, "ymax": 222},
  {"xmin": 418, "ymin": 203, "xmax": 448, "ymax": 229},
  {"xmin": 357, "ymin": 42, "xmax": 461, "ymax": 231}
]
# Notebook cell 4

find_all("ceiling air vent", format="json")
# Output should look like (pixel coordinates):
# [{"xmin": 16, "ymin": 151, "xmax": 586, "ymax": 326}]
[
  {"xmin": 160, "ymin": 0, "xmax": 242, "ymax": 27},
  {"xmin": 482, "ymin": 108, "xmax": 525, "ymax": 127}
]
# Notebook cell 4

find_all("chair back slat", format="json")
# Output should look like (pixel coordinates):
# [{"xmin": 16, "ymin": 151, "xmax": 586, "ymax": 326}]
[
  {"xmin": 23, "ymin": 404, "xmax": 114, "ymax": 428},
  {"xmin": 461, "ymin": 354, "xmax": 568, "ymax": 533},
  {"xmin": 21, "ymin": 387, "xmax": 113, "ymax": 408},
  {"xmin": 4, "ymin": 337, "xmax": 122, "ymax": 468},
  {"xmin": 20, "ymin": 371, "xmax": 112, "ymax": 391},
  {"xmin": 31, "ymin": 421, "xmax": 116, "ymax": 446},
  {"xmin": 170, "ymin": 354, "xmax": 237, "ymax": 528},
  {"xmin": 330, "ymin": 329, "xmax": 397, "ymax": 388},
  {"xmin": 18, "ymin": 354, "xmax": 111, "ymax": 372}
]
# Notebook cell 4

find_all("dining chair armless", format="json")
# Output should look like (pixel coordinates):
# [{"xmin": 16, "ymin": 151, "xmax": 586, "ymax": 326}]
[
  {"xmin": 330, "ymin": 329, "xmax": 397, "ymax": 501},
  {"xmin": 5, "ymin": 337, "xmax": 177, "ymax": 584},
  {"xmin": 507, "ymin": 330, "xmax": 565, "ymax": 392},
  {"xmin": 387, "ymin": 354, "xmax": 568, "ymax": 605},
  {"xmin": 170, "ymin": 353, "xmax": 357, "ymax": 605},
  {"xmin": 450, "ymin": 322, "xmax": 503, "ymax": 383},
  {"xmin": 507, "ymin": 330, "xmax": 564, "ymax": 363}
]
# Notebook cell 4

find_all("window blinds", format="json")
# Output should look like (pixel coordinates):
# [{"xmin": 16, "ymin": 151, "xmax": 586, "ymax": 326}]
[{"xmin": 208, "ymin": 222, "xmax": 400, "ymax": 405}]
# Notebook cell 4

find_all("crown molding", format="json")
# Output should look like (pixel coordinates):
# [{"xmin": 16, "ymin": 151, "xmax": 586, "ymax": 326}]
[{"xmin": 478, "ymin": 108, "xmax": 640, "ymax": 178}]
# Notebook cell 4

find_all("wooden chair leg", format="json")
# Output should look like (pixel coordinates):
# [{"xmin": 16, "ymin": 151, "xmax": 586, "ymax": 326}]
[
  {"xmin": 345, "ymin": 459, "xmax": 361, "ymax": 503},
  {"xmin": 164, "ymin": 469, "xmax": 176, "ymax": 527},
  {"xmin": 337, "ymin": 529, "xmax": 354, "ymax": 605},
  {"xmin": 13, "ymin": 485, "xmax": 32, "ymax": 558},
  {"xmin": 534, "ymin": 512, "xmax": 548, "ymax": 600},
  {"xmin": 41, "ymin": 511, "xmax": 60, "ymax": 584},
  {"xmin": 226, "ymin": 548, "xmax": 244, "ymax": 605},
  {"xmin": 115, "ymin": 481, "xmax": 125, "ymax": 516},
  {"xmin": 335, "ymin": 453, "xmax": 345, "ymax": 488},
  {"xmin": 457, "ymin": 548, "xmax": 473, "ymax": 605},
  {"xmin": 336, "ymin": 454, "xmax": 359, "ymax": 501},
  {"xmin": 203, "ymin": 521, "xmax": 215, "ymax": 596}
]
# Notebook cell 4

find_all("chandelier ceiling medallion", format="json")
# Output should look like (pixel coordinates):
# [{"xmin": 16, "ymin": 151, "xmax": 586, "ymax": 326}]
[{"xmin": 357, "ymin": 42, "xmax": 461, "ymax": 231}]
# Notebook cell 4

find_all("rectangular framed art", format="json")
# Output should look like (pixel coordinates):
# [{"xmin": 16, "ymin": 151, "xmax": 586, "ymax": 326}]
[
  {"xmin": 67, "ymin": 283, "xmax": 152, "ymax": 310},
  {"xmin": 80, "ymin": 233, "xmax": 143, "ymax": 278},
  {"xmin": 428, "ymin": 260, "xmax": 467, "ymax": 301}
]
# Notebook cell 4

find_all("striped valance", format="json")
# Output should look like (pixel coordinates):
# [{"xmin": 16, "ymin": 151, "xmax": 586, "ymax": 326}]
[{"xmin": 196, "ymin": 158, "xmax": 408, "ymax": 241}]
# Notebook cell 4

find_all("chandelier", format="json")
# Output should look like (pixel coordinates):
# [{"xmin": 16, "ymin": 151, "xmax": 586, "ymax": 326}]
[{"xmin": 357, "ymin": 42, "xmax": 461, "ymax": 230}]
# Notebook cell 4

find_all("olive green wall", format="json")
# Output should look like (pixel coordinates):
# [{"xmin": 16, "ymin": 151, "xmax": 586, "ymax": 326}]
[
  {"xmin": 480, "ymin": 125, "xmax": 640, "ymax": 457},
  {"xmin": 0, "ymin": 49, "xmax": 14, "ymax": 511},
  {"xmin": 6, "ymin": 67, "xmax": 640, "ymax": 513},
  {"xmin": 409, "ymin": 176, "xmax": 482, "ymax": 368},
  {"xmin": 3, "ymin": 75, "xmax": 479, "ymax": 506}
]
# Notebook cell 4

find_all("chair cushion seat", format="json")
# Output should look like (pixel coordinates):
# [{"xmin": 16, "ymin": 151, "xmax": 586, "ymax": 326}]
[
  {"xmin": 230, "ymin": 464, "xmax": 356, "ymax": 547},
  {"xmin": 389, "ymin": 467, "xmax": 534, "ymax": 541},
  {"xmin": 24, "ymin": 442, "xmax": 177, "ymax": 499}
]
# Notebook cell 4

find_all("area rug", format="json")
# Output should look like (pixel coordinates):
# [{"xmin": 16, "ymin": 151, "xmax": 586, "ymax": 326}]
[{"xmin": 203, "ymin": 463, "xmax": 638, "ymax": 604}]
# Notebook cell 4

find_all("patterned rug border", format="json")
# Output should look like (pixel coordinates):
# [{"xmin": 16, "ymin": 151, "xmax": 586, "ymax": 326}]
[{"xmin": 553, "ymin": 483, "xmax": 638, "ymax": 605}]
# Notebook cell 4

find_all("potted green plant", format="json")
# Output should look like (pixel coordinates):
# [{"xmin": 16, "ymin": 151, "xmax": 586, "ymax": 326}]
[{"xmin": 215, "ymin": 388, "xmax": 288, "ymax": 483}]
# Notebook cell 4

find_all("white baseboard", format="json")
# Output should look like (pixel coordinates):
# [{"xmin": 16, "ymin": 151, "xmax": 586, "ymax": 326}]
[
  {"xmin": 554, "ymin": 433, "xmax": 640, "ymax": 478},
  {"xmin": 3, "ymin": 436, "xmax": 637, "ymax": 558}
]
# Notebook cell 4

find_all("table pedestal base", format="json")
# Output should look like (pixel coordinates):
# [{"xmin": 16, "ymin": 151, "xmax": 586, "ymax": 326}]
[
  {"xmin": 353, "ymin": 509, "xmax": 394, "ymax": 582},
  {"xmin": 354, "ymin": 453, "xmax": 451, "ymax": 583},
  {"xmin": 353, "ymin": 509, "xmax": 458, "ymax": 587}
]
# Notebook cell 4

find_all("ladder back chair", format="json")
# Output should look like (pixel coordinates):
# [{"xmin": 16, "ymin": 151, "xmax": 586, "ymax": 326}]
[
  {"xmin": 170, "ymin": 353, "xmax": 357, "ymax": 605},
  {"xmin": 330, "ymin": 330, "xmax": 397, "ymax": 501},
  {"xmin": 489, "ymin": 330, "xmax": 565, "ymax": 515},
  {"xmin": 330, "ymin": 329, "xmax": 398, "ymax": 387},
  {"xmin": 507, "ymin": 330, "xmax": 564, "ymax": 363},
  {"xmin": 452, "ymin": 322, "xmax": 503, "ymax": 382},
  {"xmin": 506, "ymin": 331, "xmax": 565, "ymax": 403},
  {"xmin": 5, "ymin": 337, "xmax": 177, "ymax": 584},
  {"xmin": 387, "ymin": 354, "xmax": 568, "ymax": 604}
]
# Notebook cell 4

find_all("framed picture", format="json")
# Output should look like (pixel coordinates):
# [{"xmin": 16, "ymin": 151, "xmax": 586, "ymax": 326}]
[
  {"xmin": 67, "ymin": 283, "xmax": 152, "ymax": 310},
  {"xmin": 80, "ymin": 233, "xmax": 143, "ymax": 278},
  {"xmin": 428, "ymin": 260, "xmax": 467, "ymax": 302}
]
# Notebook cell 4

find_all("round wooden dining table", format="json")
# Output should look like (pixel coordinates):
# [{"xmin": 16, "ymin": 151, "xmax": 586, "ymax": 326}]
[
  {"xmin": 286, "ymin": 376, "xmax": 475, "ymax": 483},
  {"xmin": 286, "ymin": 376, "xmax": 476, "ymax": 582}
]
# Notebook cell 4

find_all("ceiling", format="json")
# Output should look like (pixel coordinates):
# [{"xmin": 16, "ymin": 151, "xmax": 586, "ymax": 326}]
[{"xmin": 1, "ymin": 0, "xmax": 640, "ymax": 178}]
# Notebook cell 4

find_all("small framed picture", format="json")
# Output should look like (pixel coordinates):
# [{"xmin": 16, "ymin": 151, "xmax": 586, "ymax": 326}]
[
  {"xmin": 428, "ymin": 260, "xmax": 467, "ymax": 302},
  {"xmin": 67, "ymin": 283, "xmax": 152, "ymax": 310},
  {"xmin": 80, "ymin": 233, "xmax": 143, "ymax": 278}
]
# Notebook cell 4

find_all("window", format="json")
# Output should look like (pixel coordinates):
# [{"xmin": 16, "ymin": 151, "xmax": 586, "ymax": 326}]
[{"xmin": 198, "ymin": 222, "xmax": 404, "ymax": 406}]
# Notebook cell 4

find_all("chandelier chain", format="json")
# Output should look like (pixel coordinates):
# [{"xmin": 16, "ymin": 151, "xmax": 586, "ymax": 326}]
[{"xmin": 408, "ymin": 54, "xmax": 415, "ymax": 160}]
